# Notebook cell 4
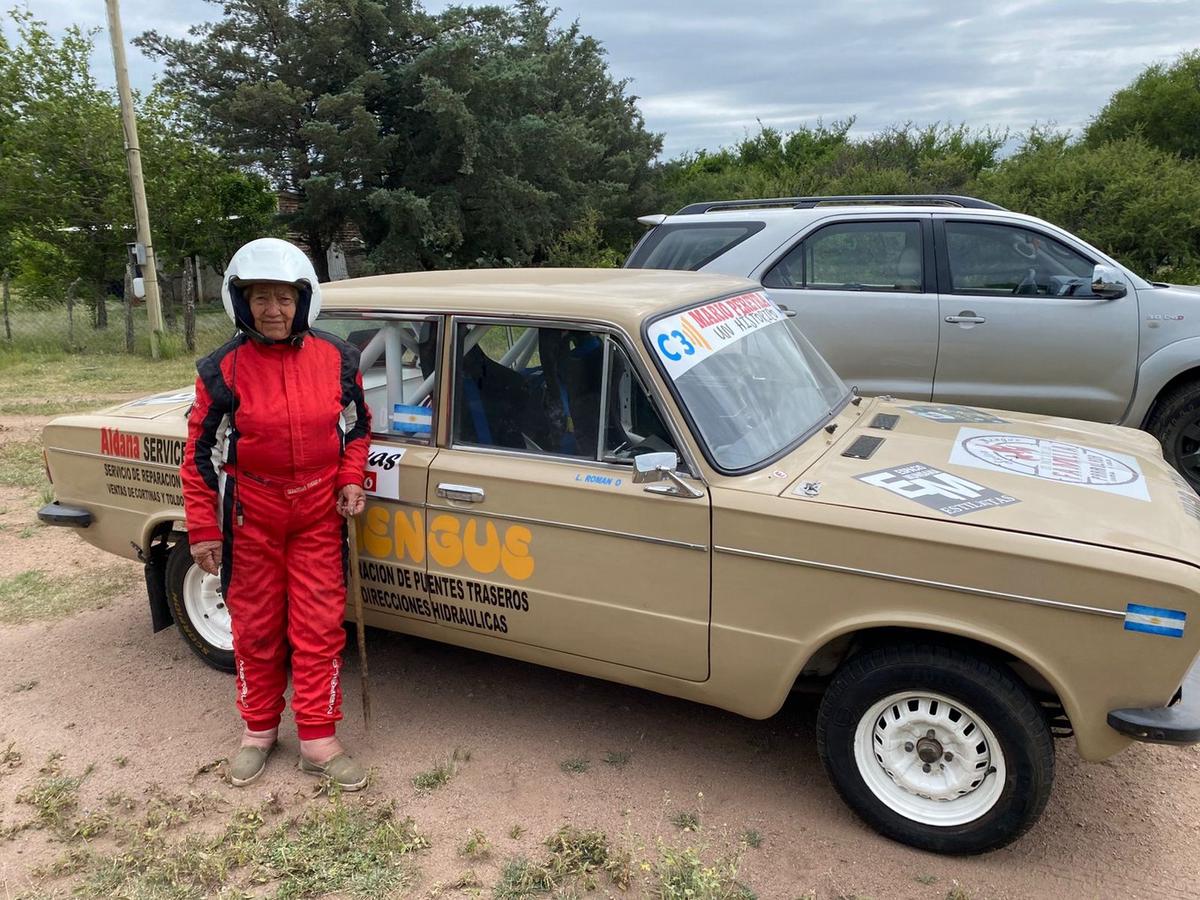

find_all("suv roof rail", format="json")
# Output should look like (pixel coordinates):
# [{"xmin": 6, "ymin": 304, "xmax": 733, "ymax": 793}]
[{"xmin": 674, "ymin": 194, "xmax": 1006, "ymax": 215}]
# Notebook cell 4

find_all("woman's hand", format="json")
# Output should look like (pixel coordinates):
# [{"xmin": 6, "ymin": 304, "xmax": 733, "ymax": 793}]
[
  {"xmin": 337, "ymin": 484, "xmax": 366, "ymax": 518},
  {"xmin": 190, "ymin": 540, "xmax": 222, "ymax": 575}
]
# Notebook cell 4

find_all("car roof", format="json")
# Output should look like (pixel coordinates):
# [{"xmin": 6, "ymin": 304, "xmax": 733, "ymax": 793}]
[
  {"xmin": 320, "ymin": 267, "xmax": 759, "ymax": 329},
  {"xmin": 662, "ymin": 205, "xmax": 1034, "ymax": 223}
]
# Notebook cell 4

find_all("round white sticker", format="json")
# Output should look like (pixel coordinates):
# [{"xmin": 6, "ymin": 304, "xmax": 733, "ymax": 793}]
[{"xmin": 961, "ymin": 435, "xmax": 1139, "ymax": 486}]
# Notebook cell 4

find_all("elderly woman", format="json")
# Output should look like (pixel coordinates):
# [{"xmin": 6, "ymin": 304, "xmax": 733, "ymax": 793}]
[{"xmin": 181, "ymin": 238, "xmax": 370, "ymax": 790}]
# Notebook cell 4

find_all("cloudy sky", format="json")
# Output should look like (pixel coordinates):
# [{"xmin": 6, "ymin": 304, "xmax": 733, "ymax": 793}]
[{"xmin": 14, "ymin": 0, "xmax": 1200, "ymax": 159}]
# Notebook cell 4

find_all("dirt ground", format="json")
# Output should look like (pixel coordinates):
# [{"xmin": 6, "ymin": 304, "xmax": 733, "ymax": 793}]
[{"xmin": 2, "ymin": 407, "xmax": 1199, "ymax": 899}]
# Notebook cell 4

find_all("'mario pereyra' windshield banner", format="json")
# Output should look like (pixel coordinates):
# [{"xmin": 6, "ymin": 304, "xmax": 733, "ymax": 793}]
[{"xmin": 648, "ymin": 291, "xmax": 782, "ymax": 379}]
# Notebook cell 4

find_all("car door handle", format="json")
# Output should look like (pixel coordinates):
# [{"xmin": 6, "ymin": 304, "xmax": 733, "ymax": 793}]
[
  {"xmin": 945, "ymin": 314, "xmax": 986, "ymax": 324},
  {"xmin": 436, "ymin": 483, "xmax": 485, "ymax": 503}
]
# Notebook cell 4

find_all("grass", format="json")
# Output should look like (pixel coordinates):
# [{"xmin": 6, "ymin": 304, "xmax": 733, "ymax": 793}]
[
  {"xmin": 15, "ymin": 762, "xmax": 93, "ymax": 837},
  {"xmin": 0, "ymin": 440, "xmax": 46, "ymax": 490},
  {"xmin": 603, "ymin": 749, "xmax": 632, "ymax": 769},
  {"xmin": 508, "ymin": 823, "xmax": 525, "ymax": 840},
  {"xmin": 412, "ymin": 747, "xmax": 471, "ymax": 792},
  {"xmin": 493, "ymin": 826, "xmax": 630, "ymax": 898},
  {"xmin": 740, "ymin": 829, "xmax": 762, "ymax": 849},
  {"xmin": 670, "ymin": 811, "xmax": 701, "ymax": 833},
  {"xmin": 0, "ymin": 346, "xmax": 203, "ymax": 416},
  {"xmin": 459, "ymin": 827, "xmax": 491, "ymax": 861},
  {"xmin": 0, "ymin": 564, "xmax": 138, "ymax": 624},
  {"xmin": 654, "ymin": 841, "xmax": 753, "ymax": 900},
  {"xmin": 79, "ymin": 797, "xmax": 428, "ymax": 899},
  {"xmin": 1, "ymin": 741, "xmax": 23, "ymax": 772},
  {"xmin": 559, "ymin": 757, "xmax": 590, "ymax": 775}
]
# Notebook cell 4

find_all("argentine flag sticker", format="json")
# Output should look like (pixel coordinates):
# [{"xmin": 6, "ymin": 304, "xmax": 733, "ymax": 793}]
[
  {"xmin": 391, "ymin": 403, "xmax": 433, "ymax": 435},
  {"xmin": 1124, "ymin": 603, "xmax": 1187, "ymax": 638}
]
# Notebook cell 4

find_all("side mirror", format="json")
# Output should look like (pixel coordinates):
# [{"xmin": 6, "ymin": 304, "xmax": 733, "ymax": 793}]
[
  {"xmin": 633, "ymin": 451, "xmax": 704, "ymax": 499},
  {"xmin": 633, "ymin": 451, "xmax": 679, "ymax": 484},
  {"xmin": 1091, "ymin": 264, "xmax": 1127, "ymax": 300}
]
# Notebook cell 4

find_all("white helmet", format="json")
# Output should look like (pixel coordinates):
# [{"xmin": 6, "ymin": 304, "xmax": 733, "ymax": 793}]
[{"xmin": 221, "ymin": 238, "xmax": 322, "ymax": 344}]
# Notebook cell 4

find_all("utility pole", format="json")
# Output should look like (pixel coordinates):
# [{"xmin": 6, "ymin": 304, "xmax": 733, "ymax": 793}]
[{"xmin": 105, "ymin": 0, "xmax": 163, "ymax": 360}]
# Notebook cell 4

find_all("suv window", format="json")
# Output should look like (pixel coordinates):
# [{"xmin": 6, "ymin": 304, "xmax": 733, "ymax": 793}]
[
  {"xmin": 452, "ymin": 322, "xmax": 676, "ymax": 462},
  {"xmin": 945, "ymin": 221, "xmax": 1097, "ymax": 296},
  {"xmin": 317, "ymin": 317, "xmax": 439, "ymax": 443},
  {"xmin": 627, "ymin": 222, "xmax": 765, "ymax": 270},
  {"xmin": 764, "ymin": 220, "xmax": 924, "ymax": 292}
]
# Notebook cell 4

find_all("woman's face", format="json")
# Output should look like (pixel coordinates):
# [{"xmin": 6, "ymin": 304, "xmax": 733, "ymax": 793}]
[{"xmin": 246, "ymin": 282, "xmax": 298, "ymax": 340}]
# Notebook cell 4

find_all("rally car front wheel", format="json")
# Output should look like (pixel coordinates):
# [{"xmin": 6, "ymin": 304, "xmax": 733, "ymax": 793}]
[
  {"xmin": 165, "ymin": 537, "xmax": 235, "ymax": 672},
  {"xmin": 816, "ymin": 643, "xmax": 1054, "ymax": 854}
]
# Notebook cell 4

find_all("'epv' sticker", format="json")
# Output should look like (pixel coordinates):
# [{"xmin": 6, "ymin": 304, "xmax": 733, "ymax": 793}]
[
  {"xmin": 648, "ymin": 292, "xmax": 782, "ymax": 379},
  {"xmin": 948, "ymin": 428, "xmax": 1150, "ymax": 501}
]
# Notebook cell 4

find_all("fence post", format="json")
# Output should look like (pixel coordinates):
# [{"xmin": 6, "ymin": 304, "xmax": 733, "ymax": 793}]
[
  {"xmin": 96, "ymin": 289, "xmax": 108, "ymax": 330},
  {"xmin": 161, "ymin": 264, "xmax": 177, "ymax": 331},
  {"xmin": 2, "ymin": 270, "xmax": 10, "ymax": 341},
  {"xmin": 124, "ymin": 262, "xmax": 135, "ymax": 353},
  {"xmin": 183, "ymin": 255, "xmax": 196, "ymax": 353},
  {"xmin": 66, "ymin": 278, "xmax": 80, "ymax": 346}
]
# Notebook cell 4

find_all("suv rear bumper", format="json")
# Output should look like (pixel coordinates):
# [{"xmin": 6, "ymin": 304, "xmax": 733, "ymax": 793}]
[
  {"xmin": 1108, "ymin": 659, "xmax": 1200, "ymax": 745},
  {"xmin": 37, "ymin": 502, "xmax": 92, "ymax": 528}
]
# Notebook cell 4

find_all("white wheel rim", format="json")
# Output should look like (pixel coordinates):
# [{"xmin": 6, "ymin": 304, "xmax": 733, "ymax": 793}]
[
  {"xmin": 182, "ymin": 564, "xmax": 233, "ymax": 651},
  {"xmin": 853, "ymin": 690, "xmax": 1006, "ymax": 827}
]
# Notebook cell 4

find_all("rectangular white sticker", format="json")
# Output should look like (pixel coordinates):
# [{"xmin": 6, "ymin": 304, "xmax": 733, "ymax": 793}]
[
  {"xmin": 948, "ymin": 428, "xmax": 1150, "ymax": 501},
  {"xmin": 364, "ymin": 443, "xmax": 406, "ymax": 500},
  {"xmin": 648, "ymin": 291, "xmax": 782, "ymax": 379}
]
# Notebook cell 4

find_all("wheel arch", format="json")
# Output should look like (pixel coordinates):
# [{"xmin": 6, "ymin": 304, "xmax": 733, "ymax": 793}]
[
  {"xmin": 141, "ymin": 515, "xmax": 185, "ymax": 633},
  {"xmin": 791, "ymin": 624, "xmax": 1074, "ymax": 738},
  {"xmin": 1138, "ymin": 364, "xmax": 1200, "ymax": 429}
]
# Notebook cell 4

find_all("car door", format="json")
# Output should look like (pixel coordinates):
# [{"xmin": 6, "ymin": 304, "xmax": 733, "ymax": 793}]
[
  {"xmin": 932, "ymin": 219, "xmax": 1139, "ymax": 421},
  {"xmin": 423, "ymin": 317, "xmax": 711, "ymax": 681},
  {"xmin": 317, "ymin": 315, "xmax": 440, "ymax": 626},
  {"xmin": 758, "ymin": 216, "xmax": 939, "ymax": 399}
]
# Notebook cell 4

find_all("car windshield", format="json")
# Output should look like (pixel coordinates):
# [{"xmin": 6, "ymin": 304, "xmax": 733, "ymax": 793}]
[{"xmin": 647, "ymin": 292, "xmax": 849, "ymax": 471}]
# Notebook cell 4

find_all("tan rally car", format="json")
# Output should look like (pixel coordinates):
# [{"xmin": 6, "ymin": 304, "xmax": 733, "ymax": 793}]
[{"xmin": 39, "ymin": 268, "xmax": 1200, "ymax": 854}]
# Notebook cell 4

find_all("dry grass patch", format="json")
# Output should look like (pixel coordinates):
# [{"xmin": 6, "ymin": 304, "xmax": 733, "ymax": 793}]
[
  {"xmin": 0, "ymin": 564, "xmax": 137, "ymax": 624},
  {"xmin": 0, "ymin": 439, "xmax": 45, "ymax": 490}
]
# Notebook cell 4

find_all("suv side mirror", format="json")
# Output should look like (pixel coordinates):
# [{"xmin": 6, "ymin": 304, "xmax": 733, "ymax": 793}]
[
  {"xmin": 633, "ymin": 452, "xmax": 704, "ymax": 499},
  {"xmin": 1092, "ymin": 264, "xmax": 1128, "ymax": 300}
]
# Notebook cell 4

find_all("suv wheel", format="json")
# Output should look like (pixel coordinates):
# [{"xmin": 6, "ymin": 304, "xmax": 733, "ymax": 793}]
[
  {"xmin": 816, "ymin": 643, "xmax": 1054, "ymax": 854},
  {"xmin": 1146, "ymin": 381, "xmax": 1200, "ymax": 491},
  {"xmin": 165, "ymin": 536, "xmax": 235, "ymax": 672}
]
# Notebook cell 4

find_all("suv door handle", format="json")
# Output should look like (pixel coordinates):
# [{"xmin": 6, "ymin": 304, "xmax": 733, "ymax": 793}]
[
  {"xmin": 437, "ymin": 483, "xmax": 485, "ymax": 503},
  {"xmin": 945, "ymin": 313, "xmax": 987, "ymax": 324}
]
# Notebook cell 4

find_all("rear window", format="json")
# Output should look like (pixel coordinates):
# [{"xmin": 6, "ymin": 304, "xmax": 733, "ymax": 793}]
[{"xmin": 626, "ymin": 222, "xmax": 765, "ymax": 270}]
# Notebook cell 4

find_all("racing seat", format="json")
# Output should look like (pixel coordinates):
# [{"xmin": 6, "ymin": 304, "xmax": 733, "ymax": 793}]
[
  {"xmin": 535, "ymin": 329, "xmax": 603, "ymax": 457},
  {"xmin": 457, "ymin": 344, "xmax": 526, "ymax": 449}
]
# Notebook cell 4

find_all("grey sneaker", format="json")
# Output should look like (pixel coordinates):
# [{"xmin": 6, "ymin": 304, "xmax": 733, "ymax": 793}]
[
  {"xmin": 229, "ymin": 744, "xmax": 274, "ymax": 787},
  {"xmin": 298, "ymin": 753, "xmax": 368, "ymax": 791}
]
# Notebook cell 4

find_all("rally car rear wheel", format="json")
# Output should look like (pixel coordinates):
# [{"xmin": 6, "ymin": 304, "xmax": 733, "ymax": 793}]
[
  {"xmin": 816, "ymin": 643, "xmax": 1054, "ymax": 854},
  {"xmin": 165, "ymin": 537, "xmax": 235, "ymax": 672}
]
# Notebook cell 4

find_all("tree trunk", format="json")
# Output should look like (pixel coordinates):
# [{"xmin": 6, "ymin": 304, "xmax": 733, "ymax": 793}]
[
  {"xmin": 308, "ymin": 230, "xmax": 330, "ymax": 282},
  {"xmin": 183, "ymin": 256, "xmax": 196, "ymax": 353},
  {"xmin": 124, "ymin": 262, "xmax": 135, "ymax": 353},
  {"xmin": 66, "ymin": 280, "xmax": 76, "ymax": 345},
  {"xmin": 2, "ymin": 270, "xmax": 10, "ymax": 341},
  {"xmin": 96, "ymin": 291, "xmax": 108, "ymax": 330}
]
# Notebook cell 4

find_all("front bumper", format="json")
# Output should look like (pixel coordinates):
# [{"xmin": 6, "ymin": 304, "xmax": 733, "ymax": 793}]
[
  {"xmin": 1108, "ymin": 659, "xmax": 1200, "ymax": 745},
  {"xmin": 37, "ymin": 502, "xmax": 92, "ymax": 528}
]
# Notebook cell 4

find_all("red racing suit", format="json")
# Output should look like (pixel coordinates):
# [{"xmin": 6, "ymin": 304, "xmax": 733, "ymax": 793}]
[{"xmin": 181, "ymin": 330, "xmax": 371, "ymax": 739}]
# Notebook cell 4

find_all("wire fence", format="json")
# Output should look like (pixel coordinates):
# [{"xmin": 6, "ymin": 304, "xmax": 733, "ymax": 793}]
[{"xmin": 1, "ymin": 266, "xmax": 235, "ymax": 359}]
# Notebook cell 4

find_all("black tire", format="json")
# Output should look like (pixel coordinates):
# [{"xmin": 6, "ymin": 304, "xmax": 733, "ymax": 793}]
[
  {"xmin": 1146, "ymin": 380, "xmax": 1200, "ymax": 491},
  {"xmin": 165, "ymin": 535, "xmax": 235, "ymax": 672},
  {"xmin": 816, "ymin": 643, "xmax": 1054, "ymax": 854}
]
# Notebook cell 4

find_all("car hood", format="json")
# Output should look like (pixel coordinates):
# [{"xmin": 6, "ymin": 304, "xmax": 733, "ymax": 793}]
[
  {"xmin": 95, "ymin": 387, "xmax": 195, "ymax": 419},
  {"xmin": 783, "ymin": 399, "xmax": 1200, "ymax": 567}
]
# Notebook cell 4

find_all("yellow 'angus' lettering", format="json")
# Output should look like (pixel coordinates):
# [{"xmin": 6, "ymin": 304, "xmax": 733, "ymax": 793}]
[{"xmin": 361, "ymin": 506, "xmax": 534, "ymax": 582}]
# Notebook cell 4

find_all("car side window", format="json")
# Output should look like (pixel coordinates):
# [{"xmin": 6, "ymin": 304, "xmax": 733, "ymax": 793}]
[
  {"xmin": 453, "ymin": 322, "xmax": 606, "ymax": 457},
  {"xmin": 627, "ymin": 222, "xmax": 766, "ymax": 270},
  {"xmin": 601, "ymin": 341, "xmax": 678, "ymax": 462},
  {"xmin": 763, "ymin": 220, "xmax": 924, "ymax": 292},
  {"xmin": 316, "ymin": 317, "xmax": 439, "ymax": 443},
  {"xmin": 944, "ymin": 221, "xmax": 1097, "ymax": 297},
  {"xmin": 452, "ymin": 322, "xmax": 678, "ymax": 464}
]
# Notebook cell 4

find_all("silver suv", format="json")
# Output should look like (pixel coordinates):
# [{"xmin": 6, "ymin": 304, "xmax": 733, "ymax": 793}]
[{"xmin": 625, "ymin": 195, "xmax": 1200, "ymax": 488}]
